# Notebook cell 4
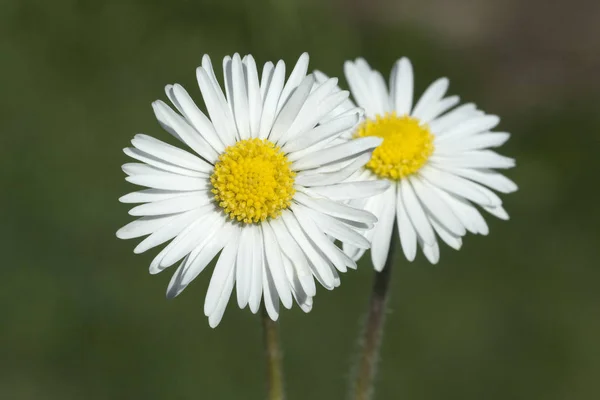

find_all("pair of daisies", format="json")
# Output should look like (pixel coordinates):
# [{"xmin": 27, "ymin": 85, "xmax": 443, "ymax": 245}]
[{"xmin": 117, "ymin": 53, "xmax": 516, "ymax": 327}]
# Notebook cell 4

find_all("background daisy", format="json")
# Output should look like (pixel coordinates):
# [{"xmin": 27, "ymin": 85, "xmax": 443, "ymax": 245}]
[
  {"xmin": 117, "ymin": 53, "xmax": 388, "ymax": 327},
  {"xmin": 317, "ymin": 57, "xmax": 517, "ymax": 270}
]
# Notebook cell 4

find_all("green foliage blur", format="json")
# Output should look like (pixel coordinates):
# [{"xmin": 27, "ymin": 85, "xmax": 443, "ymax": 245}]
[{"xmin": 1, "ymin": 0, "xmax": 599, "ymax": 399}]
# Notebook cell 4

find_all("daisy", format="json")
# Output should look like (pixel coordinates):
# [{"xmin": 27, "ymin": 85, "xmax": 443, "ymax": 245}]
[
  {"xmin": 116, "ymin": 53, "xmax": 388, "ymax": 327},
  {"xmin": 316, "ymin": 57, "xmax": 517, "ymax": 270}
]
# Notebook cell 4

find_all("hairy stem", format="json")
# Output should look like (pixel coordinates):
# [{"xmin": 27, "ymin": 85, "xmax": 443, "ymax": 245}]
[
  {"xmin": 352, "ymin": 230, "xmax": 399, "ymax": 400},
  {"xmin": 262, "ymin": 306, "xmax": 285, "ymax": 400}
]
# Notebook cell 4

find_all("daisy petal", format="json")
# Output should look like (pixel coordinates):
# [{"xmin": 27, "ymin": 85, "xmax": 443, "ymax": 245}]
[
  {"xmin": 236, "ymin": 226, "xmax": 254, "ymax": 308},
  {"xmin": 244, "ymin": 55, "xmax": 262, "ymax": 136},
  {"xmin": 261, "ymin": 223, "xmax": 293, "ymax": 309},
  {"xmin": 258, "ymin": 60, "xmax": 286, "ymax": 138},
  {"xmin": 248, "ymin": 226, "xmax": 265, "ymax": 313},
  {"xmin": 409, "ymin": 176, "xmax": 466, "ymax": 236},
  {"xmin": 170, "ymin": 84, "xmax": 225, "ymax": 153},
  {"xmin": 131, "ymin": 134, "xmax": 212, "ymax": 173},
  {"xmin": 123, "ymin": 147, "xmax": 207, "ymax": 177},
  {"xmin": 370, "ymin": 185, "xmax": 397, "ymax": 271},
  {"xmin": 390, "ymin": 57, "xmax": 413, "ymax": 115},
  {"xmin": 128, "ymin": 192, "xmax": 211, "ymax": 216},
  {"xmin": 411, "ymin": 77, "xmax": 449, "ymax": 119},
  {"xmin": 152, "ymin": 100, "xmax": 219, "ymax": 163},
  {"xmin": 165, "ymin": 222, "xmax": 232, "ymax": 295},
  {"xmin": 302, "ymin": 180, "xmax": 389, "ymax": 201},
  {"xmin": 204, "ymin": 226, "xmax": 241, "ymax": 316},
  {"xmin": 396, "ymin": 184, "xmax": 417, "ymax": 261},
  {"xmin": 291, "ymin": 137, "xmax": 382, "ymax": 171},
  {"xmin": 269, "ymin": 75, "xmax": 315, "ymax": 144},
  {"xmin": 277, "ymin": 52, "xmax": 310, "ymax": 113},
  {"xmin": 399, "ymin": 179, "xmax": 436, "ymax": 245}
]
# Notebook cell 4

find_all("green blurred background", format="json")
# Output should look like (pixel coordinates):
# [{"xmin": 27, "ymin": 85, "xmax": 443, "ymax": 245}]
[{"xmin": 2, "ymin": 0, "xmax": 599, "ymax": 399}]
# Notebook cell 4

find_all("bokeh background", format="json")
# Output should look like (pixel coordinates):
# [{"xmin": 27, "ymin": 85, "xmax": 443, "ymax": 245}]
[{"xmin": 2, "ymin": 0, "xmax": 599, "ymax": 399}]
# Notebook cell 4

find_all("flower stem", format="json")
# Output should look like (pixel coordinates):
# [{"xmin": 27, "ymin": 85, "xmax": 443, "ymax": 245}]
[
  {"xmin": 262, "ymin": 306, "xmax": 285, "ymax": 400},
  {"xmin": 352, "ymin": 230, "xmax": 399, "ymax": 400}
]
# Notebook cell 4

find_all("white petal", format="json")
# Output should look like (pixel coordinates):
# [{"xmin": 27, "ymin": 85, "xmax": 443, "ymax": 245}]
[
  {"xmin": 152, "ymin": 100, "xmax": 219, "ymax": 163},
  {"xmin": 128, "ymin": 192, "xmax": 212, "ymax": 216},
  {"xmin": 302, "ymin": 180, "xmax": 389, "ymax": 201},
  {"xmin": 204, "ymin": 226, "xmax": 241, "ymax": 316},
  {"xmin": 261, "ymin": 223, "xmax": 293, "ymax": 309},
  {"xmin": 276, "ymin": 52, "xmax": 309, "ymax": 113},
  {"xmin": 282, "ymin": 254, "xmax": 313, "ymax": 313},
  {"xmin": 258, "ymin": 60, "xmax": 286, "ymax": 138},
  {"xmin": 133, "ymin": 208, "xmax": 205, "ymax": 254},
  {"xmin": 390, "ymin": 57, "xmax": 413, "ymax": 115},
  {"xmin": 429, "ymin": 217, "xmax": 462, "ymax": 250},
  {"xmin": 436, "ymin": 132, "xmax": 510, "ymax": 153},
  {"xmin": 293, "ymin": 192, "xmax": 377, "ymax": 226},
  {"xmin": 119, "ymin": 189, "xmax": 198, "ymax": 204},
  {"xmin": 399, "ymin": 179, "xmax": 435, "ymax": 245},
  {"xmin": 165, "ymin": 222, "xmax": 232, "ymax": 294},
  {"xmin": 411, "ymin": 78, "xmax": 449, "ymax": 119},
  {"xmin": 421, "ymin": 239, "xmax": 440, "ymax": 264},
  {"xmin": 409, "ymin": 176, "xmax": 465, "ymax": 236},
  {"xmin": 430, "ymin": 150, "xmax": 515, "ymax": 169},
  {"xmin": 269, "ymin": 75, "xmax": 315, "ymax": 144},
  {"xmin": 268, "ymin": 219, "xmax": 315, "ymax": 296},
  {"xmin": 429, "ymin": 103, "xmax": 480, "ymax": 134},
  {"xmin": 244, "ymin": 55, "xmax": 262, "ymax": 136},
  {"xmin": 116, "ymin": 214, "xmax": 177, "ymax": 240},
  {"xmin": 207, "ymin": 263, "xmax": 235, "ymax": 328},
  {"xmin": 196, "ymin": 66, "xmax": 237, "ymax": 145},
  {"xmin": 482, "ymin": 205, "xmax": 510, "ymax": 220},
  {"xmin": 434, "ymin": 188, "xmax": 489, "ymax": 235},
  {"xmin": 262, "ymin": 261, "xmax": 280, "ymax": 321},
  {"xmin": 436, "ymin": 115, "xmax": 500, "ymax": 141},
  {"xmin": 344, "ymin": 60, "xmax": 378, "ymax": 116},
  {"xmin": 443, "ymin": 167, "xmax": 518, "ymax": 194},
  {"xmin": 299, "ymin": 206, "xmax": 371, "ymax": 250},
  {"xmin": 291, "ymin": 137, "xmax": 382, "ymax": 171},
  {"xmin": 169, "ymin": 84, "xmax": 225, "ymax": 153},
  {"xmin": 281, "ymin": 91, "xmax": 350, "ymax": 145},
  {"xmin": 125, "ymin": 173, "xmax": 210, "ymax": 191},
  {"xmin": 370, "ymin": 185, "xmax": 397, "ymax": 271},
  {"xmin": 131, "ymin": 134, "xmax": 212, "ymax": 173},
  {"xmin": 248, "ymin": 225, "xmax": 264, "ymax": 313},
  {"xmin": 291, "ymin": 206, "xmax": 355, "ymax": 272},
  {"xmin": 159, "ymin": 208, "xmax": 223, "ymax": 268},
  {"xmin": 419, "ymin": 165, "xmax": 496, "ymax": 206},
  {"xmin": 370, "ymin": 70, "xmax": 391, "ymax": 114},
  {"xmin": 123, "ymin": 147, "xmax": 206, "ymax": 177},
  {"xmin": 283, "ymin": 111, "xmax": 359, "ymax": 154},
  {"xmin": 418, "ymin": 95, "xmax": 460, "ymax": 124},
  {"xmin": 236, "ymin": 226, "xmax": 254, "ymax": 308},
  {"xmin": 259, "ymin": 61, "xmax": 275, "ymax": 104},
  {"xmin": 222, "ymin": 56, "xmax": 235, "ymax": 118},
  {"xmin": 280, "ymin": 210, "xmax": 336, "ymax": 289},
  {"xmin": 294, "ymin": 152, "xmax": 371, "ymax": 187},
  {"xmin": 230, "ymin": 53, "xmax": 251, "ymax": 139},
  {"xmin": 396, "ymin": 184, "xmax": 417, "ymax": 261}
]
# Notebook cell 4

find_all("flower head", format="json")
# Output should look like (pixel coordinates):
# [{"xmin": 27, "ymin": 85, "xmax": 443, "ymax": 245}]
[
  {"xmin": 317, "ymin": 57, "xmax": 517, "ymax": 270},
  {"xmin": 117, "ymin": 53, "xmax": 388, "ymax": 327}
]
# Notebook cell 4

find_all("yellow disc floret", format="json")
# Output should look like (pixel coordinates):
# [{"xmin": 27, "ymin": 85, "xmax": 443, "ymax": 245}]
[
  {"xmin": 210, "ymin": 138, "xmax": 295, "ymax": 224},
  {"xmin": 354, "ymin": 113, "xmax": 434, "ymax": 180}
]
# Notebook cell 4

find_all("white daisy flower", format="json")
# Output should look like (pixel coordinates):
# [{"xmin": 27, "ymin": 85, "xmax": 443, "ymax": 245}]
[
  {"xmin": 316, "ymin": 57, "xmax": 517, "ymax": 270},
  {"xmin": 117, "ymin": 53, "xmax": 389, "ymax": 327}
]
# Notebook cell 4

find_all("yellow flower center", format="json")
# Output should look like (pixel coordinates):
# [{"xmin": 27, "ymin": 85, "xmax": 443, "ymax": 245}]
[
  {"xmin": 354, "ymin": 113, "xmax": 434, "ymax": 180},
  {"xmin": 210, "ymin": 138, "xmax": 295, "ymax": 224}
]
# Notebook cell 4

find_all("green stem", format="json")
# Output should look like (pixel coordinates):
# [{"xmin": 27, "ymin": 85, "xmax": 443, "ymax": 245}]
[
  {"xmin": 352, "ymin": 230, "xmax": 399, "ymax": 400},
  {"xmin": 262, "ymin": 306, "xmax": 285, "ymax": 400}
]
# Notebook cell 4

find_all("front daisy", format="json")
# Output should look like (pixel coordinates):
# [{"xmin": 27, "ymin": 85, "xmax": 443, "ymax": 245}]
[
  {"xmin": 318, "ymin": 57, "xmax": 517, "ymax": 270},
  {"xmin": 117, "ymin": 53, "xmax": 388, "ymax": 327}
]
